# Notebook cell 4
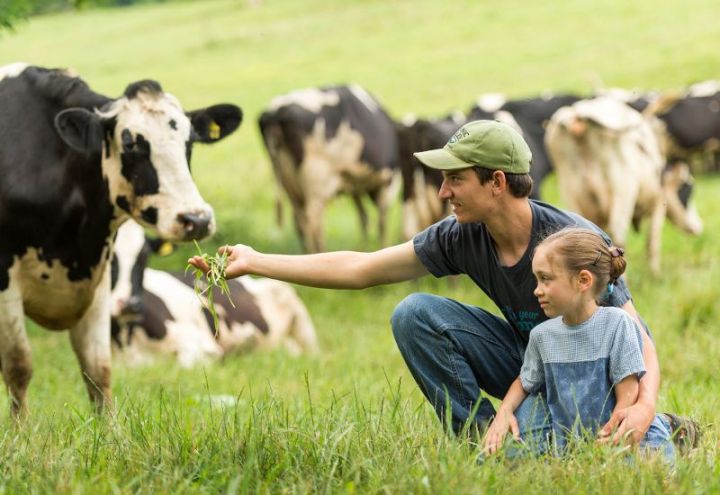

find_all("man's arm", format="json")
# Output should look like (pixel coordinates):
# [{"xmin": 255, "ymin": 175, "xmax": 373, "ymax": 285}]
[
  {"xmin": 188, "ymin": 240, "xmax": 430, "ymax": 289},
  {"xmin": 599, "ymin": 300, "xmax": 659, "ymax": 444}
]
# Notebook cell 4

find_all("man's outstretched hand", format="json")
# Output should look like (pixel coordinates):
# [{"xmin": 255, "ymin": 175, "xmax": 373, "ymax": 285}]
[{"xmin": 188, "ymin": 244, "xmax": 256, "ymax": 279}]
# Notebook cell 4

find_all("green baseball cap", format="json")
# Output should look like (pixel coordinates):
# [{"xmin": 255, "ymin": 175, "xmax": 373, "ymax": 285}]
[{"xmin": 413, "ymin": 120, "xmax": 532, "ymax": 173}]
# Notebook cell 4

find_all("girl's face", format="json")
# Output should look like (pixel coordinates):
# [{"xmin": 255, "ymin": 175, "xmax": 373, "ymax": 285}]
[{"xmin": 532, "ymin": 244, "xmax": 585, "ymax": 319}]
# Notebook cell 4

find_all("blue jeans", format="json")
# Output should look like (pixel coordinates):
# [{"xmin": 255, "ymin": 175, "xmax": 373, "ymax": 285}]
[
  {"xmin": 391, "ymin": 293, "xmax": 526, "ymax": 434},
  {"xmin": 509, "ymin": 395, "xmax": 676, "ymax": 463}
]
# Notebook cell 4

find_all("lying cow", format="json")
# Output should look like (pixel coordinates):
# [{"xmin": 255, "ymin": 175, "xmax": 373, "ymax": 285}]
[
  {"xmin": 258, "ymin": 85, "xmax": 400, "ymax": 252},
  {"xmin": 110, "ymin": 221, "xmax": 318, "ymax": 367},
  {"xmin": 0, "ymin": 63, "xmax": 242, "ymax": 414},
  {"xmin": 545, "ymin": 97, "xmax": 703, "ymax": 274}
]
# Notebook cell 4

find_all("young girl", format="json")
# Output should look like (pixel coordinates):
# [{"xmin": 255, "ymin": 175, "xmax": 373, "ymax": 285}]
[{"xmin": 483, "ymin": 227, "xmax": 675, "ymax": 460}]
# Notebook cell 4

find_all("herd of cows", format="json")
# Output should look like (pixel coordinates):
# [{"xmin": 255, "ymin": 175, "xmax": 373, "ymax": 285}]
[{"xmin": 0, "ymin": 62, "xmax": 717, "ymax": 415}]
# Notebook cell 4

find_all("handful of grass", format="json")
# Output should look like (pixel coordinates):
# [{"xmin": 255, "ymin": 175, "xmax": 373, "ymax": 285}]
[{"xmin": 185, "ymin": 241, "xmax": 235, "ymax": 334}]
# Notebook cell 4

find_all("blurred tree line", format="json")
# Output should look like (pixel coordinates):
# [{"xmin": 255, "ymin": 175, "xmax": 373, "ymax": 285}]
[{"xmin": 1, "ymin": 0, "xmax": 170, "ymax": 31}]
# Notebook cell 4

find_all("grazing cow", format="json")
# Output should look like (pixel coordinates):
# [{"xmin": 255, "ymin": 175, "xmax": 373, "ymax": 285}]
[
  {"xmin": 545, "ymin": 97, "xmax": 703, "ymax": 274},
  {"xmin": 643, "ymin": 84, "xmax": 720, "ymax": 172},
  {"xmin": 0, "ymin": 63, "xmax": 242, "ymax": 414},
  {"xmin": 468, "ymin": 93, "xmax": 582, "ymax": 199},
  {"xmin": 396, "ymin": 112, "xmax": 466, "ymax": 239},
  {"xmin": 258, "ymin": 85, "xmax": 400, "ymax": 252},
  {"xmin": 110, "ymin": 221, "xmax": 318, "ymax": 367}
]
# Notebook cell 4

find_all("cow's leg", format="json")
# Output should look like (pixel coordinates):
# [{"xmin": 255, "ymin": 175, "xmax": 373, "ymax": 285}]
[
  {"xmin": 351, "ymin": 193, "xmax": 369, "ymax": 242},
  {"xmin": 646, "ymin": 195, "xmax": 667, "ymax": 276},
  {"xmin": 372, "ymin": 171, "xmax": 401, "ymax": 247},
  {"xmin": 605, "ymin": 188, "xmax": 637, "ymax": 248},
  {"xmin": 0, "ymin": 269, "xmax": 33, "ymax": 417},
  {"xmin": 304, "ymin": 197, "xmax": 327, "ymax": 253},
  {"xmin": 68, "ymin": 265, "xmax": 113, "ymax": 413}
]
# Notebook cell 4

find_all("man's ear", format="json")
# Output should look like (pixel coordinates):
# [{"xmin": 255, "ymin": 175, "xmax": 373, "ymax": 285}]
[
  {"xmin": 492, "ymin": 170, "xmax": 506, "ymax": 191},
  {"xmin": 54, "ymin": 108, "xmax": 104, "ymax": 154}
]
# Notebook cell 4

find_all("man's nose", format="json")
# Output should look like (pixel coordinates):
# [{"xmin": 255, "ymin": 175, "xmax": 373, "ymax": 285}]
[{"xmin": 438, "ymin": 181, "xmax": 450, "ymax": 199}]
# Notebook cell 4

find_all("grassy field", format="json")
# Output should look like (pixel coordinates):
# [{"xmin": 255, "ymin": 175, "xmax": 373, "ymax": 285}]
[{"xmin": 1, "ymin": 0, "xmax": 719, "ymax": 492}]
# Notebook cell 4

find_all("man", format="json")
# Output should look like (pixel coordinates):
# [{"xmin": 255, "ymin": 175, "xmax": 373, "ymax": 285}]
[{"xmin": 189, "ymin": 120, "xmax": 696, "ymax": 449}]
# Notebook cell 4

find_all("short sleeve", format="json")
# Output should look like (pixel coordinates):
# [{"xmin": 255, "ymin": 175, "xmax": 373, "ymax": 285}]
[
  {"xmin": 520, "ymin": 333, "xmax": 545, "ymax": 393},
  {"xmin": 608, "ymin": 314, "xmax": 646, "ymax": 385},
  {"xmin": 412, "ymin": 216, "xmax": 462, "ymax": 277}
]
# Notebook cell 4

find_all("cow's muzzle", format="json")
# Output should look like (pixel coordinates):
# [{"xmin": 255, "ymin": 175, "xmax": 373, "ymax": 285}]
[{"xmin": 178, "ymin": 212, "xmax": 212, "ymax": 240}]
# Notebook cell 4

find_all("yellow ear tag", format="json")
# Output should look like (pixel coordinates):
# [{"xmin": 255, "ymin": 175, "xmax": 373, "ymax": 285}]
[
  {"xmin": 208, "ymin": 121, "xmax": 221, "ymax": 140},
  {"xmin": 158, "ymin": 242, "xmax": 175, "ymax": 257}
]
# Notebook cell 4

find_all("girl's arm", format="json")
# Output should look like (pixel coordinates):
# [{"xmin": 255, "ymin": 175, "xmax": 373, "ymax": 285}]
[
  {"xmin": 484, "ymin": 377, "xmax": 528, "ymax": 454},
  {"xmin": 599, "ymin": 375, "xmax": 640, "ymax": 445}
]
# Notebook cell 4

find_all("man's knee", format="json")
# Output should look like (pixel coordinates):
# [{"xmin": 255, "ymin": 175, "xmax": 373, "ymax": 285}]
[{"xmin": 391, "ymin": 293, "xmax": 435, "ymax": 343}]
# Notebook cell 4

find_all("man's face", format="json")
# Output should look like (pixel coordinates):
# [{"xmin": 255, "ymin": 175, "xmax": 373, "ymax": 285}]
[
  {"xmin": 438, "ymin": 168, "xmax": 491, "ymax": 223},
  {"xmin": 532, "ymin": 244, "xmax": 580, "ymax": 319}
]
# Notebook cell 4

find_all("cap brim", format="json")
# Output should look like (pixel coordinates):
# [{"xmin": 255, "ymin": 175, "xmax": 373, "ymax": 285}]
[{"xmin": 413, "ymin": 148, "xmax": 473, "ymax": 170}]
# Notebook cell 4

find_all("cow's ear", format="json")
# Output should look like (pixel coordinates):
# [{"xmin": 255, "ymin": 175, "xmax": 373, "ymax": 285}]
[
  {"xmin": 146, "ymin": 237, "xmax": 175, "ymax": 256},
  {"xmin": 54, "ymin": 108, "xmax": 104, "ymax": 154},
  {"xmin": 187, "ymin": 104, "xmax": 243, "ymax": 143}
]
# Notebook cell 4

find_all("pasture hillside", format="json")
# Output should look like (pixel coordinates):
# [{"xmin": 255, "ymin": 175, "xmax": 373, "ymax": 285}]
[{"xmin": 1, "ymin": 0, "xmax": 719, "ymax": 493}]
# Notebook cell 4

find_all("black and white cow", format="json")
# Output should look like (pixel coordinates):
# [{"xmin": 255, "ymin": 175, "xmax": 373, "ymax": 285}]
[
  {"xmin": 258, "ymin": 85, "xmax": 400, "ymax": 253},
  {"xmin": 110, "ymin": 221, "xmax": 318, "ymax": 367},
  {"xmin": 545, "ymin": 97, "xmax": 703, "ymax": 275},
  {"xmin": 467, "ymin": 93, "xmax": 582, "ymax": 199},
  {"xmin": 644, "ymin": 83, "xmax": 720, "ymax": 172},
  {"xmin": 0, "ymin": 63, "xmax": 242, "ymax": 414},
  {"xmin": 396, "ymin": 112, "xmax": 466, "ymax": 239}
]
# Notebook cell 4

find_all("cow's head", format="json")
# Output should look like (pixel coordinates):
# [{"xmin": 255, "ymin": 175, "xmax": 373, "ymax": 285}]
[
  {"xmin": 662, "ymin": 162, "xmax": 703, "ymax": 235},
  {"xmin": 54, "ymin": 80, "xmax": 242, "ymax": 241}
]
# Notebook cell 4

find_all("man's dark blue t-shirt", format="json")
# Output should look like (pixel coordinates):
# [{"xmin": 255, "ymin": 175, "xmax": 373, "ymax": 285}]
[{"xmin": 412, "ymin": 200, "xmax": 632, "ymax": 343}]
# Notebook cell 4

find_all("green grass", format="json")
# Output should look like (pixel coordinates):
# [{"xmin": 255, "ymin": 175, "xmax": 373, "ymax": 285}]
[{"xmin": 1, "ymin": 0, "xmax": 720, "ymax": 492}]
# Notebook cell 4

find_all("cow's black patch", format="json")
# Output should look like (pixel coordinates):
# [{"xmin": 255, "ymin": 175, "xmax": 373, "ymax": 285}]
[
  {"xmin": 116, "ymin": 195, "xmax": 131, "ymax": 213},
  {"xmin": 110, "ymin": 254, "xmax": 119, "ymax": 289},
  {"xmin": 141, "ymin": 289, "xmax": 173, "ymax": 340},
  {"xmin": 120, "ymin": 131, "xmax": 159, "ymax": 196},
  {"xmin": 175, "ymin": 272, "xmax": 269, "ymax": 335},
  {"xmin": 123, "ymin": 80, "xmax": 163, "ymax": 99},
  {"xmin": 141, "ymin": 207, "xmax": 158, "ymax": 225}
]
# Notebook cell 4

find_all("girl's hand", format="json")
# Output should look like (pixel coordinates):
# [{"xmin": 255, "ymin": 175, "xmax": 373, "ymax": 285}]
[{"xmin": 484, "ymin": 410, "xmax": 520, "ymax": 455}]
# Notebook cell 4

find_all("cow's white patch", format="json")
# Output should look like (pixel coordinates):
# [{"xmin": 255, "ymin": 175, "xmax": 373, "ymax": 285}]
[
  {"xmin": 686, "ymin": 80, "xmax": 720, "ymax": 98},
  {"xmin": 268, "ymin": 88, "xmax": 340, "ymax": 113},
  {"xmin": 111, "ymin": 220, "xmax": 146, "ymax": 316},
  {"xmin": 475, "ymin": 93, "xmax": 506, "ymax": 113},
  {"xmin": 16, "ymin": 247, "xmax": 110, "ymax": 329},
  {"xmin": 0, "ymin": 62, "xmax": 29, "ymax": 83},
  {"xmin": 98, "ymin": 91, "xmax": 214, "ymax": 240}
]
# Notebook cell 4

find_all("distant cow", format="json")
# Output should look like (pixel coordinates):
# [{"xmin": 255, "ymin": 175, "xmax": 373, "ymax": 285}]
[
  {"xmin": 259, "ymin": 85, "xmax": 400, "ymax": 252},
  {"xmin": 396, "ymin": 95, "xmax": 515, "ymax": 238},
  {"xmin": 0, "ymin": 63, "xmax": 242, "ymax": 414},
  {"xmin": 396, "ymin": 112, "xmax": 466, "ymax": 239},
  {"xmin": 643, "ymin": 83, "xmax": 720, "ymax": 172},
  {"xmin": 468, "ymin": 93, "xmax": 582, "ymax": 198},
  {"xmin": 545, "ymin": 97, "xmax": 703, "ymax": 274},
  {"xmin": 110, "ymin": 221, "xmax": 318, "ymax": 367}
]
